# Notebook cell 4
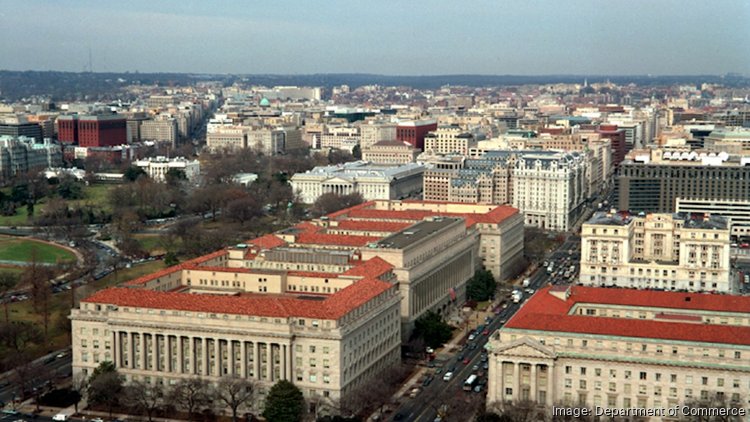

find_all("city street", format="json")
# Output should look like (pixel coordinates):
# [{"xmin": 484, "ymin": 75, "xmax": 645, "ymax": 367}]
[{"xmin": 388, "ymin": 233, "xmax": 581, "ymax": 422}]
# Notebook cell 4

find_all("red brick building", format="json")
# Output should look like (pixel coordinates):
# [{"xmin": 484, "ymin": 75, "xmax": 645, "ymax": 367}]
[
  {"xmin": 396, "ymin": 119, "xmax": 437, "ymax": 151},
  {"xmin": 56, "ymin": 115, "xmax": 127, "ymax": 147},
  {"xmin": 598, "ymin": 124, "xmax": 628, "ymax": 167}
]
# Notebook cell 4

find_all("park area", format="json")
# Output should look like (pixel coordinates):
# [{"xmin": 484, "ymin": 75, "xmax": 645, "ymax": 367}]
[{"xmin": 0, "ymin": 236, "xmax": 77, "ymax": 265}]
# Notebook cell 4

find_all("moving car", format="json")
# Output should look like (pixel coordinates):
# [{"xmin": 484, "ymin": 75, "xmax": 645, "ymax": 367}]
[{"xmin": 443, "ymin": 372, "xmax": 454, "ymax": 381}]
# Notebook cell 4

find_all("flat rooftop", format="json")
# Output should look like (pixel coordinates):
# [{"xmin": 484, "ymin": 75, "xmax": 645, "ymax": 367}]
[{"xmin": 375, "ymin": 217, "xmax": 461, "ymax": 249}]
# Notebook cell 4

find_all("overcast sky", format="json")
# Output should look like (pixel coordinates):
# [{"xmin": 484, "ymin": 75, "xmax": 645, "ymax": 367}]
[{"xmin": 2, "ymin": 0, "xmax": 748, "ymax": 75}]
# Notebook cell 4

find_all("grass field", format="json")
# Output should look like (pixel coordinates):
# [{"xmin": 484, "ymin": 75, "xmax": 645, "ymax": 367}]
[
  {"xmin": 133, "ymin": 234, "xmax": 182, "ymax": 256},
  {"xmin": 0, "ymin": 184, "xmax": 115, "ymax": 226},
  {"xmin": 0, "ymin": 236, "xmax": 76, "ymax": 264}
]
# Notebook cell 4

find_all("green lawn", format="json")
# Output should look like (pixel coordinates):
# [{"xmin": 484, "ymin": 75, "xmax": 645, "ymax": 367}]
[
  {"xmin": 133, "ymin": 234, "xmax": 182, "ymax": 256},
  {"xmin": 0, "ymin": 236, "xmax": 76, "ymax": 264},
  {"xmin": 0, "ymin": 184, "xmax": 115, "ymax": 226}
]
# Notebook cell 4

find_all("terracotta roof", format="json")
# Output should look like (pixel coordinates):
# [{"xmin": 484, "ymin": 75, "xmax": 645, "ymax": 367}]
[
  {"xmin": 248, "ymin": 234, "xmax": 287, "ymax": 249},
  {"xmin": 83, "ymin": 277, "xmax": 394, "ymax": 320},
  {"xmin": 343, "ymin": 257, "xmax": 394, "ymax": 279},
  {"xmin": 296, "ymin": 232, "xmax": 379, "ymax": 247},
  {"xmin": 293, "ymin": 221, "xmax": 322, "ymax": 233},
  {"xmin": 505, "ymin": 286, "xmax": 750, "ymax": 346}
]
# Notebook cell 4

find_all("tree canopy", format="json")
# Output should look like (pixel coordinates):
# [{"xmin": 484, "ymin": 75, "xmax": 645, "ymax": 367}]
[
  {"xmin": 467, "ymin": 269, "xmax": 497, "ymax": 302},
  {"xmin": 263, "ymin": 380, "xmax": 305, "ymax": 422},
  {"xmin": 311, "ymin": 192, "xmax": 364, "ymax": 218},
  {"xmin": 413, "ymin": 311, "xmax": 453, "ymax": 349}
]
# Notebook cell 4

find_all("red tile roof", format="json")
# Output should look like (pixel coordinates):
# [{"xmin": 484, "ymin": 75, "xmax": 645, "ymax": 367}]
[
  {"xmin": 248, "ymin": 234, "xmax": 287, "ymax": 249},
  {"xmin": 83, "ymin": 277, "xmax": 395, "ymax": 320},
  {"xmin": 296, "ymin": 232, "xmax": 380, "ymax": 247},
  {"xmin": 505, "ymin": 286, "xmax": 750, "ymax": 346},
  {"xmin": 343, "ymin": 257, "xmax": 394, "ymax": 279},
  {"xmin": 293, "ymin": 221, "xmax": 322, "ymax": 233}
]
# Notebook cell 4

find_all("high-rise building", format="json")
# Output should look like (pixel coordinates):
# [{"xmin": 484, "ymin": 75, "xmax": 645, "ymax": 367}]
[
  {"xmin": 397, "ymin": 120, "xmax": 437, "ymax": 151},
  {"xmin": 56, "ymin": 114, "xmax": 127, "ymax": 147},
  {"xmin": 616, "ymin": 149, "xmax": 750, "ymax": 214},
  {"xmin": 422, "ymin": 150, "xmax": 588, "ymax": 231},
  {"xmin": 423, "ymin": 125, "xmax": 477, "ymax": 155},
  {"xmin": 0, "ymin": 118, "xmax": 44, "ymax": 144},
  {"xmin": 141, "ymin": 116, "xmax": 179, "ymax": 147},
  {"xmin": 580, "ymin": 212, "xmax": 733, "ymax": 292}
]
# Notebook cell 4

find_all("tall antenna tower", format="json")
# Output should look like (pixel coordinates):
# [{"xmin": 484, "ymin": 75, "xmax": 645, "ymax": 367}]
[{"xmin": 88, "ymin": 47, "xmax": 93, "ymax": 73}]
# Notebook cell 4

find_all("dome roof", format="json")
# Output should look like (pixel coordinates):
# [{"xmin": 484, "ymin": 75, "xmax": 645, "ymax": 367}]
[{"xmin": 259, "ymin": 97, "xmax": 271, "ymax": 107}]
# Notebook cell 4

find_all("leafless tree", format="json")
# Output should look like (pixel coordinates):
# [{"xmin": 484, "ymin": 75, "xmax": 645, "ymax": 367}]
[
  {"xmin": 681, "ymin": 393, "xmax": 744, "ymax": 422},
  {"xmin": 214, "ymin": 375, "xmax": 256, "ymax": 422},
  {"xmin": 125, "ymin": 380, "xmax": 165, "ymax": 422},
  {"xmin": 0, "ymin": 272, "xmax": 18, "ymax": 323},
  {"xmin": 167, "ymin": 377, "xmax": 211, "ymax": 422},
  {"xmin": 70, "ymin": 372, "xmax": 88, "ymax": 414}
]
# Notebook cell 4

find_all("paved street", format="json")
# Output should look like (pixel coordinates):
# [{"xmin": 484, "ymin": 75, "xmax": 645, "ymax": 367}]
[{"xmin": 387, "ymin": 233, "xmax": 581, "ymax": 422}]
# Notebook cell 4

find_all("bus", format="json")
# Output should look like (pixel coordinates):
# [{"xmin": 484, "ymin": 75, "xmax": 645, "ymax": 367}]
[{"xmin": 463, "ymin": 374, "xmax": 478, "ymax": 391}]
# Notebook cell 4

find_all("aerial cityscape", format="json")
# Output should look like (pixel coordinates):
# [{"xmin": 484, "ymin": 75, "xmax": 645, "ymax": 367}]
[{"xmin": 0, "ymin": 1, "xmax": 749, "ymax": 422}]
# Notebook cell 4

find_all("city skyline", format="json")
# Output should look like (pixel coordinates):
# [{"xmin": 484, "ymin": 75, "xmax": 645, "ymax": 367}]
[{"xmin": 2, "ymin": 0, "xmax": 749, "ymax": 76}]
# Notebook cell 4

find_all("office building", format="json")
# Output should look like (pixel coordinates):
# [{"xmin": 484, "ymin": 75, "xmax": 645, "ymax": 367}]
[
  {"xmin": 422, "ymin": 151, "xmax": 588, "ymax": 231},
  {"xmin": 71, "ymin": 200, "xmax": 523, "ymax": 407},
  {"xmin": 704, "ymin": 129, "xmax": 750, "ymax": 155},
  {"xmin": 487, "ymin": 285, "xmax": 750, "ymax": 411},
  {"xmin": 0, "ymin": 117, "xmax": 44, "ymax": 144},
  {"xmin": 57, "ymin": 114, "xmax": 128, "ymax": 147},
  {"xmin": 72, "ymin": 252, "xmax": 401, "ymax": 407},
  {"xmin": 397, "ymin": 120, "xmax": 437, "ymax": 151},
  {"xmin": 676, "ymin": 198, "xmax": 750, "ymax": 239},
  {"xmin": 290, "ymin": 161, "xmax": 424, "ymax": 204},
  {"xmin": 616, "ymin": 149, "xmax": 750, "ymax": 214},
  {"xmin": 0, "ymin": 135, "xmax": 62, "ymax": 180},
  {"xmin": 141, "ymin": 116, "xmax": 179, "ymax": 146},
  {"xmin": 361, "ymin": 141, "xmax": 419, "ymax": 165},
  {"xmin": 206, "ymin": 126, "xmax": 249, "ymax": 151},
  {"xmin": 423, "ymin": 125, "xmax": 477, "ymax": 155},
  {"xmin": 579, "ymin": 212, "xmax": 733, "ymax": 293},
  {"xmin": 359, "ymin": 122, "xmax": 397, "ymax": 149}
]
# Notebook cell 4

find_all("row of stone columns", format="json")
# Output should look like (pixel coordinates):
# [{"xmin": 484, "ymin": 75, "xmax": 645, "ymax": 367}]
[
  {"xmin": 324, "ymin": 184, "xmax": 354, "ymax": 195},
  {"xmin": 494, "ymin": 360, "xmax": 554, "ymax": 406},
  {"xmin": 113, "ymin": 331, "xmax": 292, "ymax": 381}
]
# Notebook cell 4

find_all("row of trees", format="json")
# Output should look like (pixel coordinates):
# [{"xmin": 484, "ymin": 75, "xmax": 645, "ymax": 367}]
[{"xmin": 83, "ymin": 362, "xmax": 348, "ymax": 422}]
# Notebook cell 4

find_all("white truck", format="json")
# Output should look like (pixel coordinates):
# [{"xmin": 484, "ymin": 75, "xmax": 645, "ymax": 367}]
[
  {"xmin": 522, "ymin": 278, "xmax": 530, "ymax": 288},
  {"xmin": 511, "ymin": 290, "xmax": 523, "ymax": 303}
]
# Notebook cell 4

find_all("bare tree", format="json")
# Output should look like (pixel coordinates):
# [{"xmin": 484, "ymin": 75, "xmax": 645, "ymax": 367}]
[
  {"xmin": 0, "ymin": 272, "xmax": 19, "ymax": 323},
  {"xmin": 125, "ymin": 380, "xmax": 165, "ymax": 422},
  {"xmin": 682, "ymin": 394, "xmax": 744, "ymax": 422},
  {"xmin": 168, "ymin": 377, "xmax": 211, "ymax": 422},
  {"xmin": 215, "ymin": 375, "xmax": 256, "ymax": 422},
  {"xmin": 70, "ymin": 372, "xmax": 88, "ymax": 414}
]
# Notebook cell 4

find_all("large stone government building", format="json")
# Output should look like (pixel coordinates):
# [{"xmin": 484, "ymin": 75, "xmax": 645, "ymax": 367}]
[
  {"xmin": 487, "ymin": 285, "xmax": 750, "ymax": 413},
  {"xmin": 71, "ymin": 200, "xmax": 524, "ymax": 406}
]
